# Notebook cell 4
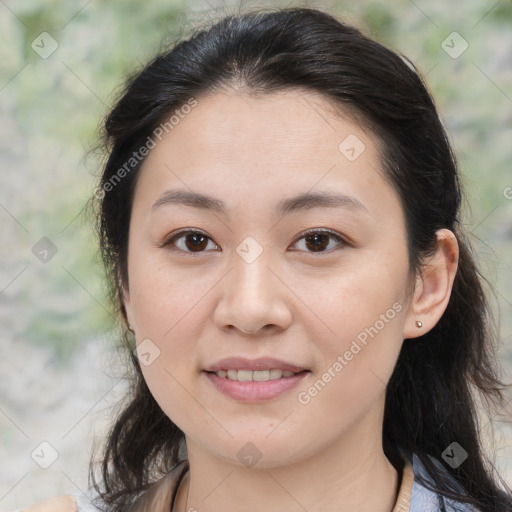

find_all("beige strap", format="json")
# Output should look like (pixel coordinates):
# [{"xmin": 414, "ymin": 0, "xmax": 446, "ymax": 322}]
[
  {"xmin": 391, "ymin": 460, "xmax": 414, "ymax": 512},
  {"xmin": 20, "ymin": 494, "xmax": 77, "ymax": 512}
]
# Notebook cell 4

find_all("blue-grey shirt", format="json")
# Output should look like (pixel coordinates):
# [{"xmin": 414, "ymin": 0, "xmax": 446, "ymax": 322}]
[{"xmin": 409, "ymin": 453, "xmax": 478, "ymax": 511}]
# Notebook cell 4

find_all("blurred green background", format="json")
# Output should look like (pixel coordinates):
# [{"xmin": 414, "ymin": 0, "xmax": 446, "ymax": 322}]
[{"xmin": 1, "ymin": 0, "xmax": 511, "ymax": 509}]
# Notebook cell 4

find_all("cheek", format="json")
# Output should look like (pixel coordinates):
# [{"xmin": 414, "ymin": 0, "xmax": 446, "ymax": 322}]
[
  {"xmin": 129, "ymin": 262, "xmax": 219, "ymax": 417},
  {"xmin": 294, "ymin": 290, "xmax": 405, "ymax": 435},
  {"xmin": 300, "ymin": 266, "xmax": 406, "ymax": 396},
  {"xmin": 305, "ymin": 261, "xmax": 406, "ymax": 341},
  {"xmin": 129, "ymin": 254, "xmax": 212, "ymax": 334},
  {"xmin": 133, "ymin": 277, "xmax": 208, "ymax": 433}
]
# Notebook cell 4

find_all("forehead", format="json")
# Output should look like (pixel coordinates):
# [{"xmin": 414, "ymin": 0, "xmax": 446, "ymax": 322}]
[
  {"xmin": 156, "ymin": 88, "xmax": 370, "ymax": 156},
  {"xmin": 136, "ymin": 89, "xmax": 385, "ymax": 199}
]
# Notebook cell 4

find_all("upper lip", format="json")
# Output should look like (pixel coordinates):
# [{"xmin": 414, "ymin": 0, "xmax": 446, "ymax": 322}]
[{"xmin": 204, "ymin": 357, "xmax": 309, "ymax": 373}]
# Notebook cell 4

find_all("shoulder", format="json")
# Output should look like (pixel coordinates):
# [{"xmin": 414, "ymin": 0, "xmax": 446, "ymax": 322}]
[{"xmin": 19, "ymin": 494, "xmax": 77, "ymax": 512}]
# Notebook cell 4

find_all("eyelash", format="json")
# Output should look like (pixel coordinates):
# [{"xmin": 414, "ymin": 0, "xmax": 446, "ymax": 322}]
[{"xmin": 161, "ymin": 228, "xmax": 350, "ymax": 257}]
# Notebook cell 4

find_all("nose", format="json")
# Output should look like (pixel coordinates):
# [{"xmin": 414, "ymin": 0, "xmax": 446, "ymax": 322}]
[{"xmin": 213, "ymin": 250, "xmax": 293, "ymax": 336}]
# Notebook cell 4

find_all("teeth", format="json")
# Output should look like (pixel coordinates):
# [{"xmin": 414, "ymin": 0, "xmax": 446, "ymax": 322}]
[{"xmin": 215, "ymin": 368, "xmax": 298, "ymax": 381}]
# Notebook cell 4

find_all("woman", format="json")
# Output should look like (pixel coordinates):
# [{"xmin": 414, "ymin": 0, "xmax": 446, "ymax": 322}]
[{"xmin": 21, "ymin": 6, "xmax": 512, "ymax": 512}]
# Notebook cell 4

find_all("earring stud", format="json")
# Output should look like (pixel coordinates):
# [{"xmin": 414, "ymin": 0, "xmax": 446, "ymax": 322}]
[{"xmin": 415, "ymin": 320, "xmax": 423, "ymax": 328}]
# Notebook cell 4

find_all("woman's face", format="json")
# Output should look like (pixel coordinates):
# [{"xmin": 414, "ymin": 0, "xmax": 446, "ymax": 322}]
[{"xmin": 123, "ymin": 89, "xmax": 415, "ymax": 467}]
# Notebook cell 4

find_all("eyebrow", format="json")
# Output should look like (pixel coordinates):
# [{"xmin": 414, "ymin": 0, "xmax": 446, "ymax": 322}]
[{"xmin": 151, "ymin": 189, "xmax": 369, "ymax": 218}]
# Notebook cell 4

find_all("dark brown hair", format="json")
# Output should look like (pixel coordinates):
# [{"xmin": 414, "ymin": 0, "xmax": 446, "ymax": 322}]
[{"xmin": 89, "ymin": 7, "xmax": 512, "ymax": 511}]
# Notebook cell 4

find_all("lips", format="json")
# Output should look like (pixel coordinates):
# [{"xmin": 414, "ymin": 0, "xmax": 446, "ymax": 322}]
[
  {"xmin": 204, "ymin": 368, "xmax": 310, "ymax": 401},
  {"xmin": 204, "ymin": 356, "xmax": 308, "ymax": 373}
]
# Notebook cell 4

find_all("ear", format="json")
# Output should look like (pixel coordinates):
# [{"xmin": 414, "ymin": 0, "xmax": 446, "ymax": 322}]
[{"xmin": 403, "ymin": 229, "xmax": 459, "ymax": 339}]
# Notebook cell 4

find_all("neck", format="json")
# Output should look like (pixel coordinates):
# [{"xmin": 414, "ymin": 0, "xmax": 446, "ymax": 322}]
[{"xmin": 173, "ymin": 413, "xmax": 400, "ymax": 512}]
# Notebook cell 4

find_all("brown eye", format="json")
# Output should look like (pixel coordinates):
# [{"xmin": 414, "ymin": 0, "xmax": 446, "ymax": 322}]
[
  {"xmin": 292, "ymin": 229, "xmax": 348, "ymax": 254},
  {"xmin": 163, "ymin": 230, "xmax": 218, "ymax": 255},
  {"xmin": 304, "ymin": 232, "xmax": 330, "ymax": 252}
]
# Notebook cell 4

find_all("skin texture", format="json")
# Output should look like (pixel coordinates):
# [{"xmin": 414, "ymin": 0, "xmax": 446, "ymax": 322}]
[{"xmin": 122, "ymin": 89, "xmax": 459, "ymax": 512}]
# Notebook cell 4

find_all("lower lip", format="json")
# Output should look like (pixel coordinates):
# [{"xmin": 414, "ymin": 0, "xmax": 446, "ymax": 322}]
[{"xmin": 203, "ymin": 371, "xmax": 310, "ymax": 402}]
